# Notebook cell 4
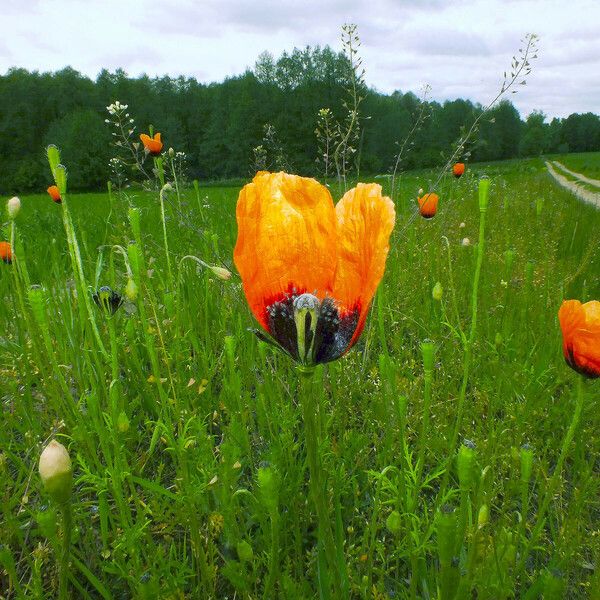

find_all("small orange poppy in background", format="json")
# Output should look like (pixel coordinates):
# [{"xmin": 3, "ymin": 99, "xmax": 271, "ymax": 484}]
[
  {"xmin": 0, "ymin": 241, "xmax": 12, "ymax": 264},
  {"xmin": 47, "ymin": 185, "xmax": 62, "ymax": 204},
  {"xmin": 418, "ymin": 193, "xmax": 439, "ymax": 219},
  {"xmin": 234, "ymin": 171, "xmax": 395, "ymax": 366},
  {"xmin": 140, "ymin": 132, "xmax": 163, "ymax": 156},
  {"xmin": 453, "ymin": 163, "xmax": 465, "ymax": 178},
  {"xmin": 558, "ymin": 299, "xmax": 600, "ymax": 378}
]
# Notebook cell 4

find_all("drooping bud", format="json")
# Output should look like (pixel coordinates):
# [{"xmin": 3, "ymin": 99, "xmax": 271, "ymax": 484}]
[
  {"xmin": 39, "ymin": 440, "xmax": 73, "ymax": 504},
  {"xmin": 432, "ymin": 282, "xmax": 443, "ymax": 301},
  {"xmin": 125, "ymin": 278, "xmax": 138, "ymax": 301},
  {"xmin": 7, "ymin": 196, "xmax": 20, "ymax": 219},
  {"xmin": 208, "ymin": 265, "xmax": 232, "ymax": 281}
]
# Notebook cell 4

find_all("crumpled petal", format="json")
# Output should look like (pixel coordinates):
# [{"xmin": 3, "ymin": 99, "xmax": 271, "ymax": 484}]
[
  {"xmin": 333, "ymin": 183, "xmax": 395, "ymax": 348},
  {"xmin": 234, "ymin": 172, "xmax": 337, "ymax": 330}
]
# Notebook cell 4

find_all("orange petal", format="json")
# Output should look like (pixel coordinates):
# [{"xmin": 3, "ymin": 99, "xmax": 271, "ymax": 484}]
[
  {"xmin": 332, "ymin": 183, "xmax": 395, "ymax": 347},
  {"xmin": 233, "ymin": 172, "xmax": 337, "ymax": 330},
  {"xmin": 559, "ymin": 300, "xmax": 600, "ymax": 378}
]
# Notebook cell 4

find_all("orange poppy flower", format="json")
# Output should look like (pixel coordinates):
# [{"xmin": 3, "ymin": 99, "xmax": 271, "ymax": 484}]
[
  {"xmin": 234, "ymin": 171, "xmax": 395, "ymax": 365},
  {"xmin": 47, "ymin": 185, "xmax": 62, "ymax": 204},
  {"xmin": 140, "ymin": 132, "xmax": 163, "ymax": 156},
  {"xmin": 418, "ymin": 193, "xmax": 439, "ymax": 219},
  {"xmin": 558, "ymin": 300, "xmax": 600, "ymax": 378},
  {"xmin": 453, "ymin": 163, "xmax": 465, "ymax": 178},
  {"xmin": 0, "ymin": 241, "xmax": 12, "ymax": 264}
]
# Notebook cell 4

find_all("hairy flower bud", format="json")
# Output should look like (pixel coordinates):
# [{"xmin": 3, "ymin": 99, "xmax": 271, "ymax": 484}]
[
  {"xmin": 432, "ymin": 282, "xmax": 443, "ymax": 301},
  {"xmin": 39, "ymin": 440, "xmax": 72, "ymax": 504},
  {"xmin": 7, "ymin": 196, "xmax": 21, "ymax": 219}
]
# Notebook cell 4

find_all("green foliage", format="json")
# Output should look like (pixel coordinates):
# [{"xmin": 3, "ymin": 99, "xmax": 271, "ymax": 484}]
[
  {"xmin": 0, "ymin": 155, "xmax": 599, "ymax": 598},
  {"xmin": 1, "ymin": 55, "xmax": 600, "ymax": 193}
]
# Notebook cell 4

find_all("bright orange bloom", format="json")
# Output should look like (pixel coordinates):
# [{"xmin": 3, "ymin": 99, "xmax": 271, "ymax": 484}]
[
  {"xmin": 558, "ymin": 300, "xmax": 600, "ymax": 378},
  {"xmin": 47, "ymin": 185, "xmax": 62, "ymax": 204},
  {"xmin": 453, "ymin": 163, "xmax": 465, "ymax": 178},
  {"xmin": 234, "ymin": 172, "xmax": 395, "ymax": 365},
  {"xmin": 0, "ymin": 241, "xmax": 12, "ymax": 264},
  {"xmin": 140, "ymin": 132, "xmax": 163, "ymax": 156},
  {"xmin": 418, "ymin": 193, "xmax": 439, "ymax": 219}
]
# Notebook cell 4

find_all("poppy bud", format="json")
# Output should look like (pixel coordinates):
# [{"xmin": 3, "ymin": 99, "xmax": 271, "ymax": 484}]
[
  {"xmin": 478, "ymin": 178, "xmax": 490, "ymax": 212},
  {"xmin": 386, "ymin": 510, "xmax": 402, "ymax": 534},
  {"xmin": 432, "ymin": 282, "xmax": 443, "ymax": 301},
  {"xmin": 39, "ymin": 440, "xmax": 73, "ymax": 504},
  {"xmin": 237, "ymin": 540, "xmax": 254, "ymax": 562},
  {"xmin": 457, "ymin": 440, "xmax": 477, "ymax": 492},
  {"xmin": 477, "ymin": 504, "xmax": 489, "ymax": 528},
  {"xmin": 7, "ymin": 196, "xmax": 20, "ymax": 219},
  {"xmin": 418, "ymin": 188, "xmax": 424, "ymax": 196},
  {"xmin": 494, "ymin": 332, "xmax": 503, "ymax": 347},
  {"xmin": 208, "ymin": 265, "xmax": 232, "ymax": 281},
  {"xmin": 125, "ymin": 278, "xmax": 138, "ymax": 301},
  {"xmin": 168, "ymin": 147, "xmax": 175, "ymax": 158},
  {"xmin": 257, "ymin": 467, "xmax": 279, "ymax": 515},
  {"xmin": 117, "ymin": 412, "xmax": 130, "ymax": 433}
]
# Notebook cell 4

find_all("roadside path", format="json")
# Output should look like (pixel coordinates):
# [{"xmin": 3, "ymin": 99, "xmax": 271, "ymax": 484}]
[
  {"xmin": 545, "ymin": 161, "xmax": 600, "ymax": 209},
  {"xmin": 552, "ymin": 161, "xmax": 600, "ymax": 188}
]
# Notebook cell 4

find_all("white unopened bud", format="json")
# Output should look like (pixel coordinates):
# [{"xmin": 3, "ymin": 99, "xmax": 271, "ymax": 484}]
[
  {"xmin": 418, "ymin": 188, "xmax": 424, "ymax": 196},
  {"xmin": 39, "ymin": 440, "xmax": 72, "ymax": 504},
  {"xmin": 7, "ymin": 196, "xmax": 20, "ymax": 219},
  {"xmin": 461, "ymin": 237, "xmax": 471, "ymax": 247}
]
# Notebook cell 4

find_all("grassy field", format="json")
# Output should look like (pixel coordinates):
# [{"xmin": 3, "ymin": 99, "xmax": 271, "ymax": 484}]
[{"xmin": 1, "ymin": 155, "xmax": 599, "ymax": 599}]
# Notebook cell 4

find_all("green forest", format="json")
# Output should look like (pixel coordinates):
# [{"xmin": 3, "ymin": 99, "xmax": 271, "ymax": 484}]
[{"xmin": 1, "ymin": 45, "xmax": 599, "ymax": 193}]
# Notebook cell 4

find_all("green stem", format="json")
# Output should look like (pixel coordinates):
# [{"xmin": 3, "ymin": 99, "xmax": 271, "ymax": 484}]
[
  {"xmin": 517, "ymin": 377, "xmax": 585, "ymax": 577},
  {"xmin": 299, "ymin": 368, "xmax": 347, "ymax": 599},
  {"xmin": 58, "ymin": 503, "xmax": 72, "ymax": 600}
]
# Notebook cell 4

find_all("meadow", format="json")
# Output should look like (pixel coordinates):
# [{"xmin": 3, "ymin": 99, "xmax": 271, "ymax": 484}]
[{"xmin": 1, "ymin": 153, "xmax": 599, "ymax": 599}]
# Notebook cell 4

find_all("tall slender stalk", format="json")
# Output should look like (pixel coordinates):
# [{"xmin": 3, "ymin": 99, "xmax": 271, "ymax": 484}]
[{"xmin": 298, "ymin": 367, "xmax": 348, "ymax": 599}]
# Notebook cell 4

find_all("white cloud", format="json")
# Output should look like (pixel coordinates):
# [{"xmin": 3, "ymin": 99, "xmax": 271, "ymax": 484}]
[{"xmin": 0, "ymin": 0, "xmax": 598, "ymax": 118}]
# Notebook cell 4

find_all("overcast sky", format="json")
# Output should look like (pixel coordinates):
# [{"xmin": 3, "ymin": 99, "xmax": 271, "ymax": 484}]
[{"xmin": 2, "ymin": 0, "xmax": 598, "ymax": 118}]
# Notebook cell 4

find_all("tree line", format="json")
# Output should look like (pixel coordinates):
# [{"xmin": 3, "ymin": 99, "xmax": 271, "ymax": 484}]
[{"xmin": 1, "ymin": 45, "xmax": 599, "ymax": 193}]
